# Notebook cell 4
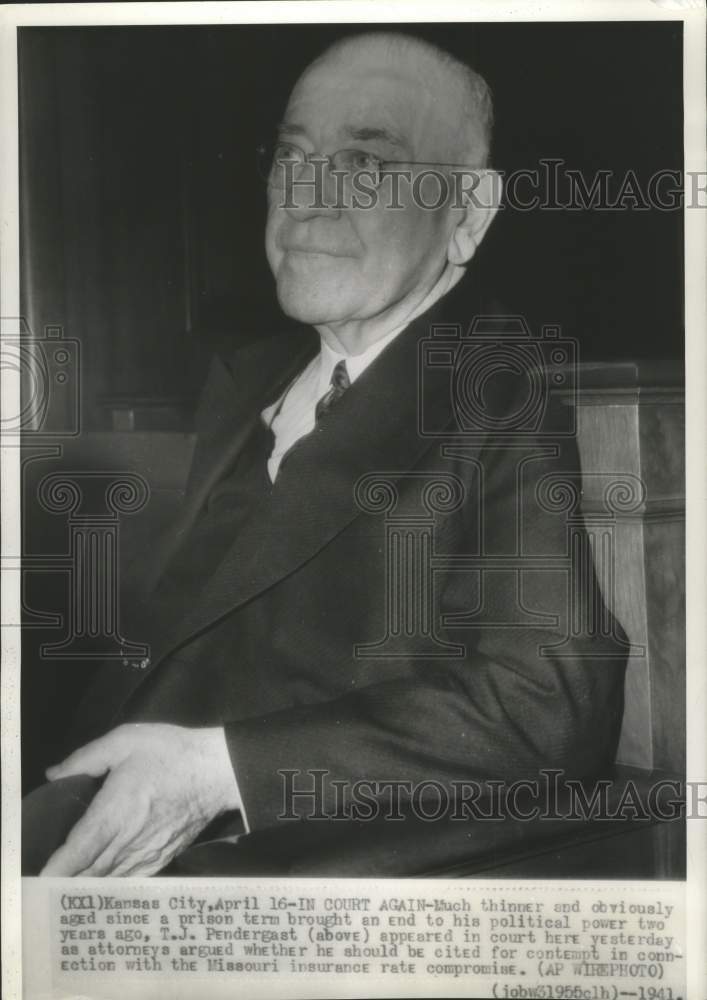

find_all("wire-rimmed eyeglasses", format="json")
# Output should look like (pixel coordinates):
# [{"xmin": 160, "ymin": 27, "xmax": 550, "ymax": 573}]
[{"xmin": 256, "ymin": 140, "xmax": 484, "ymax": 190}]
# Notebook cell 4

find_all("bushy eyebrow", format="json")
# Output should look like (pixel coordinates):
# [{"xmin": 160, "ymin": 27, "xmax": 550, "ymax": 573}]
[
  {"xmin": 276, "ymin": 122, "xmax": 406, "ymax": 150},
  {"xmin": 277, "ymin": 122, "xmax": 307, "ymax": 137},
  {"xmin": 342, "ymin": 126, "xmax": 406, "ymax": 149}
]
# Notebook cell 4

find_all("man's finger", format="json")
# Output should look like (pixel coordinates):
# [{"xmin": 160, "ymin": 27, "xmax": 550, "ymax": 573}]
[
  {"xmin": 78, "ymin": 832, "xmax": 172, "ymax": 878},
  {"xmin": 112, "ymin": 855, "xmax": 167, "ymax": 878},
  {"xmin": 76, "ymin": 840, "xmax": 123, "ymax": 878},
  {"xmin": 46, "ymin": 730, "xmax": 124, "ymax": 781},
  {"xmin": 41, "ymin": 840, "xmax": 92, "ymax": 877},
  {"xmin": 39, "ymin": 790, "xmax": 119, "ymax": 876}
]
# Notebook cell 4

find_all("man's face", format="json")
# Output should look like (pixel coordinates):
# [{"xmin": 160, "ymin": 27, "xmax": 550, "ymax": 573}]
[{"xmin": 265, "ymin": 49, "xmax": 463, "ymax": 332}]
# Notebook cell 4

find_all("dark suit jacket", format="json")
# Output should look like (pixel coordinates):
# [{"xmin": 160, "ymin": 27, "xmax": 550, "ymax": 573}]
[{"xmin": 72, "ymin": 277, "xmax": 627, "ymax": 848}]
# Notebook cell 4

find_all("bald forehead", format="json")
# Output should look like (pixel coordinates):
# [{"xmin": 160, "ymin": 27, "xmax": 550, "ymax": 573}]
[
  {"xmin": 287, "ymin": 34, "xmax": 491, "ymax": 165},
  {"xmin": 287, "ymin": 68, "xmax": 425, "ymax": 153}
]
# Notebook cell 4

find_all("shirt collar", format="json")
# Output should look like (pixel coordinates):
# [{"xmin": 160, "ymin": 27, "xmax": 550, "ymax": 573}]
[
  {"xmin": 318, "ymin": 324, "xmax": 401, "ymax": 390},
  {"xmin": 317, "ymin": 265, "xmax": 465, "ymax": 390}
]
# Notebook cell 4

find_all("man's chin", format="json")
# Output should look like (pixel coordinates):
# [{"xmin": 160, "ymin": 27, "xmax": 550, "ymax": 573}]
[{"xmin": 275, "ymin": 281, "xmax": 354, "ymax": 327}]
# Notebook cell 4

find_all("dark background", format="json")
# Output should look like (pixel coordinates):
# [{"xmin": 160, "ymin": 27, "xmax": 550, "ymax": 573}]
[
  {"xmin": 18, "ymin": 22, "xmax": 686, "ymax": 794},
  {"xmin": 19, "ymin": 22, "xmax": 684, "ymax": 429}
]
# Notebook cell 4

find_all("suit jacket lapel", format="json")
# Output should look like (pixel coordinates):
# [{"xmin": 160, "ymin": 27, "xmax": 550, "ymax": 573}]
[
  {"xmin": 140, "ymin": 280, "xmax": 483, "ymax": 675},
  {"xmin": 138, "ymin": 328, "xmax": 318, "ymax": 599},
  {"xmin": 98, "ymin": 328, "xmax": 319, "ymax": 726}
]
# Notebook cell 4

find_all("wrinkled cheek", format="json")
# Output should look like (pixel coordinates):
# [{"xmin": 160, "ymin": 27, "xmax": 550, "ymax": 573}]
[
  {"xmin": 408, "ymin": 170, "xmax": 452, "ymax": 212},
  {"xmin": 264, "ymin": 218, "xmax": 283, "ymax": 277}
]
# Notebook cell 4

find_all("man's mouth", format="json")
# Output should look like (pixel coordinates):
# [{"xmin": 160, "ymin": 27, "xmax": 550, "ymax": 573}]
[{"xmin": 282, "ymin": 245, "xmax": 353, "ymax": 259}]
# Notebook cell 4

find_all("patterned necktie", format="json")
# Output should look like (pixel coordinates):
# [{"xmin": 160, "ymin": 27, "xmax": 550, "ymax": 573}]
[{"xmin": 315, "ymin": 360, "xmax": 350, "ymax": 423}]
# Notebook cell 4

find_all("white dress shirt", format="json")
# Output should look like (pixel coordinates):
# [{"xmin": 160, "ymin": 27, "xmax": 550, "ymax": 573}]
[
  {"xmin": 261, "ymin": 327, "xmax": 402, "ymax": 482},
  {"xmin": 261, "ymin": 267, "xmax": 464, "ymax": 482}
]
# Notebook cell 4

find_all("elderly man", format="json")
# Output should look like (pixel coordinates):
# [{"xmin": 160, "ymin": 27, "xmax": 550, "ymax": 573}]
[{"xmin": 34, "ymin": 32, "xmax": 626, "ymax": 877}]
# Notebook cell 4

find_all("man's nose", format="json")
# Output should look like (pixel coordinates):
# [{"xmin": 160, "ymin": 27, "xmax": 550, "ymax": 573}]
[{"xmin": 282, "ymin": 160, "xmax": 343, "ymax": 220}]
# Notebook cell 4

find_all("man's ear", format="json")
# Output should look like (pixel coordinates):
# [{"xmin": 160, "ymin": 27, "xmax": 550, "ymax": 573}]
[{"xmin": 447, "ymin": 169, "xmax": 502, "ymax": 266}]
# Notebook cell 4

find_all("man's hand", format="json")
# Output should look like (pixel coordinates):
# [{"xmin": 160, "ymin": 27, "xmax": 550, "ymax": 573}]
[{"xmin": 40, "ymin": 723, "xmax": 241, "ymax": 877}]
